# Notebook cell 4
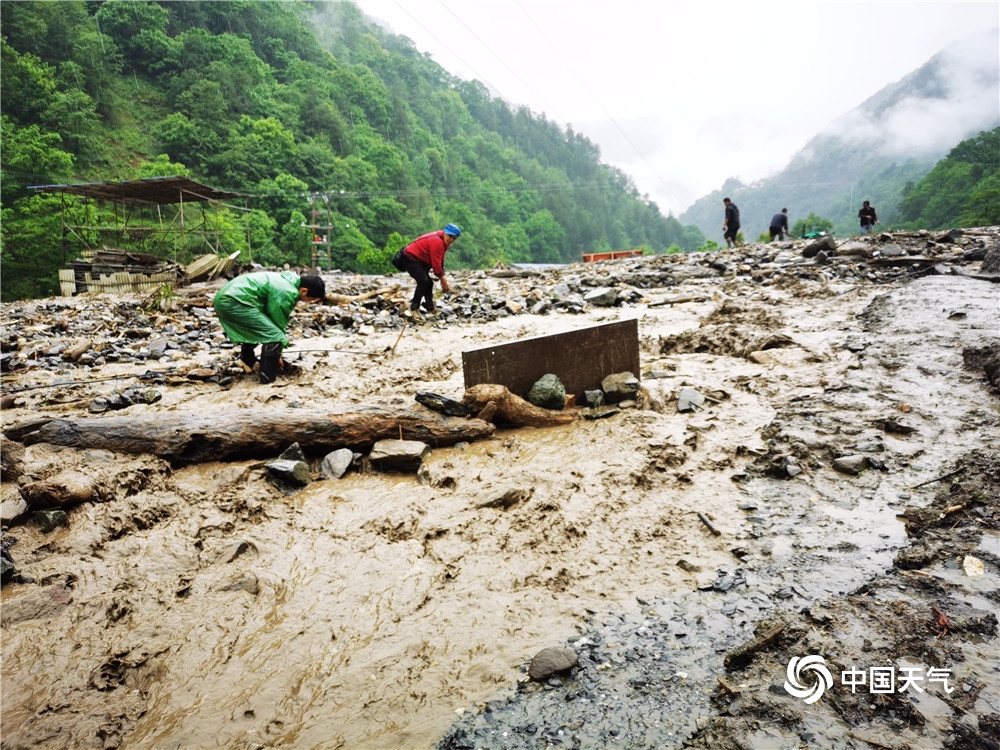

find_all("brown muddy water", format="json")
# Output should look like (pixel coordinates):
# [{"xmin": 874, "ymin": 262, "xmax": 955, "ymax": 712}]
[{"xmin": 2, "ymin": 267, "xmax": 998, "ymax": 750}]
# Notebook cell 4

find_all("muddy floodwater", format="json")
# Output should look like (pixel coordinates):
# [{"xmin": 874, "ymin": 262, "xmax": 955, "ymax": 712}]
[{"xmin": 2, "ymin": 246, "xmax": 999, "ymax": 749}]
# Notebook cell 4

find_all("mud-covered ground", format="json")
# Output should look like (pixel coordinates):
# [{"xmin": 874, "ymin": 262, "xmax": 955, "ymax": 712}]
[{"xmin": 2, "ymin": 233, "xmax": 998, "ymax": 750}]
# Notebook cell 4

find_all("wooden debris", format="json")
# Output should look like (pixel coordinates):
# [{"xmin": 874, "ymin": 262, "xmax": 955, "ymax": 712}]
[
  {"xmin": 698, "ymin": 511, "xmax": 722, "ymax": 536},
  {"xmin": 325, "ymin": 285, "xmax": 401, "ymax": 307},
  {"xmin": 648, "ymin": 295, "xmax": 709, "ymax": 307},
  {"xmin": 462, "ymin": 384, "xmax": 576, "ymax": 427},
  {"xmin": 14, "ymin": 407, "xmax": 495, "ymax": 466},
  {"xmin": 185, "ymin": 252, "xmax": 239, "ymax": 283},
  {"xmin": 723, "ymin": 621, "xmax": 785, "ymax": 670}
]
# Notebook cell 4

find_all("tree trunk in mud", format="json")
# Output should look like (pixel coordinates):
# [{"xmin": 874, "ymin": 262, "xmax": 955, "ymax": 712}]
[
  {"xmin": 13, "ymin": 407, "xmax": 496, "ymax": 466},
  {"xmin": 463, "ymin": 383, "xmax": 577, "ymax": 427}
]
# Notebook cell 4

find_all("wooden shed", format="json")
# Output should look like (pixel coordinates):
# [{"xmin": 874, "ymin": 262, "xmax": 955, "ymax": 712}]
[{"xmin": 29, "ymin": 176, "xmax": 248, "ymax": 295}]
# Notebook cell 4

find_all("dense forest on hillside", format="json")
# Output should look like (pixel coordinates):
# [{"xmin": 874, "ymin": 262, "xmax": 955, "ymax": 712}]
[
  {"xmin": 897, "ymin": 127, "xmax": 1000, "ymax": 229},
  {"xmin": 0, "ymin": 1, "xmax": 703, "ymax": 300}
]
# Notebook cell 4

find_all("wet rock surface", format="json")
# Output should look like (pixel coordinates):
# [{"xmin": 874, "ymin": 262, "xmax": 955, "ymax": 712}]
[{"xmin": 1, "ymin": 230, "xmax": 998, "ymax": 750}]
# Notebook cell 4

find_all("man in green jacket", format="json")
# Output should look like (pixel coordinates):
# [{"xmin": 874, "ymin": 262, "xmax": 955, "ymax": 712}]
[{"xmin": 213, "ymin": 271, "xmax": 325, "ymax": 384}]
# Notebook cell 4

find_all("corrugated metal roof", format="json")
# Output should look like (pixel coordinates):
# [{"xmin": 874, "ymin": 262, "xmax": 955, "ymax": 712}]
[{"xmin": 28, "ymin": 176, "xmax": 244, "ymax": 206}]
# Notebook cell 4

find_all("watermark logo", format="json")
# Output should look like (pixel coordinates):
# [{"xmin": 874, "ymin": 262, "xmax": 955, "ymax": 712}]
[
  {"xmin": 784, "ymin": 656, "xmax": 955, "ymax": 704},
  {"xmin": 784, "ymin": 655, "xmax": 834, "ymax": 704}
]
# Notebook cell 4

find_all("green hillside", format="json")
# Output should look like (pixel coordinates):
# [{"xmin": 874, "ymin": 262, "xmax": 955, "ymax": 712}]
[
  {"xmin": 897, "ymin": 127, "xmax": 1000, "ymax": 229},
  {"xmin": 0, "ymin": 1, "xmax": 703, "ymax": 300}
]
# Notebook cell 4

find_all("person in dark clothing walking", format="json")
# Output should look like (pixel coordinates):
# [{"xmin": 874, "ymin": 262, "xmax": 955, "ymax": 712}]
[
  {"xmin": 858, "ymin": 201, "xmax": 879, "ymax": 235},
  {"xmin": 722, "ymin": 198, "xmax": 741, "ymax": 248},
  {"xmin": 392, "ymin": 223, "xmax": 461, "ymax": 321},
  {"xmin": 769, "ymin": 208, "xmax": 790, "ymax": 241}
]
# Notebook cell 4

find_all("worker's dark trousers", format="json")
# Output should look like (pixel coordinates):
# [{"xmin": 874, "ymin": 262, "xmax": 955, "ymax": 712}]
[
  {"xmin": 259, "ymin": 342, "xmax": 282, "ymax": 384},
  {"xmin": 393, "ymin": 251, "xmax": 435, "ymax": 312},
  {"xmin": 239, "ymin": 344, "xmax": 258, "ymax": 369}
]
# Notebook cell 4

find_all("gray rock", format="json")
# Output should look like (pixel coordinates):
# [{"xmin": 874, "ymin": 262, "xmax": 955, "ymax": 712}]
[
  {"xmin": 801, "ymin": 235, "xmax": 837, "ymax": 258},
  {"xmin": 583, "ymin": 406, "xmax": 620, "ymax": 420},
  {"xmin": 584, "ymin": 389, "xmax": 605, "ymax": 408},
  {"xmin": 880, "ymin": 243, "xmax": 906, "ymax": 257},
  {"xmin": 320, "ymin": 448, "xmax": 355, "ymax": 479},
  {"xmin": 416, "ymin": 391, "xmax": 470, "ymax": 417},
  {"xmin": 836, "ymin": 241, "xmax": 871, "ymax": 258},
  {"xmin": 677, "ymin": 388, "xmax": 705, "ymax": 412},
  {"xmin": 265, "ymin": 459, "xmax": 312, "ymax": 486},
  {"xmin": 583, "ymin": 287, "xmax": 618, "ymax": 307},
  {"xmin": 528, "ymin": 646, "xmax": 579, "ymax": 681},
  {"xmin": 0, "ymin": 485, "xmax": 28, "ymax": 524},
  {"xmin": 34, "ymin": 509, "xmax": 68, "ymax": 532},
  {"xmin": 979, "ymin": 244, "xmax": 1000, "ymax": 273},
  {"xmin": 527, "ymin": 373, "xmax": 566, "ymax": 410},
  {"xmin": 279, "ymin": 442, "xmax": 307, "ymax": 463},
  {"xmin": 369, "ymin": 439, "xmax": 430, "ymax": 473},
  {"xmin": 832, "ymin": 455, "xmax": 866, "ymax": 475},
  {"xmin": 602, "ymin": 371, "xmax": 639, "ymax": 403}
]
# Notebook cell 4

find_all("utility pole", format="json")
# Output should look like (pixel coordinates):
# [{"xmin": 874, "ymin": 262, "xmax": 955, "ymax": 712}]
[{"xmin": 307, "ymin": 193, "xmax": 333, "ymax": 270}]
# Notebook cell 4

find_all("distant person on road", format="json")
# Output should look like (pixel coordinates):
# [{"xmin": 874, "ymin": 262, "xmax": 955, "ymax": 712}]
[
  {"xmin": 722, "ymin": 198, "xmax": 741, "ymax": 248},
  {"xmin": 769, "ymin": 208, "xmax": 790, "ymax": 241},
  {"xmin": 392, "ymin": 223, "xmax": 461, "ymax": 321},
  {"xmin": 858, "ymin": 201, "xmax": 880, "ymax": 235},
  {"xmin": 213, "ymin": 271, "xmax": 326, "ymax": 384}
]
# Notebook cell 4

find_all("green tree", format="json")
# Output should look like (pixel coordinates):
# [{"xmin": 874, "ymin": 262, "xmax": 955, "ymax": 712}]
[
  {"xmin": 524, "ymin": 209, "xmax": 566, "ymax": 263},
  {"xmin": 791, "ymin": 213, "xmax": 834, "ymax": 237},
  {"xmin": 898, "ymin": 128, "xmax": 1000, "ymax": 229},
  {"xmin": 959, "ymin": 173, "xmax": 1000, "ymax": 227}
]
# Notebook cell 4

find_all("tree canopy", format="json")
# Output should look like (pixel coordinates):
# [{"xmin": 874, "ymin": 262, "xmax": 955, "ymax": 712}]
[{"xmin": 897, "ymin": 128, "xmax": 1000, "ymax": 229}]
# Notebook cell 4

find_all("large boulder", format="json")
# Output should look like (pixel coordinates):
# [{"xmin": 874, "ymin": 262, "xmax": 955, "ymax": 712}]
[{"xmin": 527, "ymin": 373, "xmax": 567, "ymax": 410}]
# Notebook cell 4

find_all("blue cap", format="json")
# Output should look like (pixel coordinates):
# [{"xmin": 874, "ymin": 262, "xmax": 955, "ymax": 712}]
[{"xmin": 444, "ymin": 223, "xmax": 461, "ymax": 237}]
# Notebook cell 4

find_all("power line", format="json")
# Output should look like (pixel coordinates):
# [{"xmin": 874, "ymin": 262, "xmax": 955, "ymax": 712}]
[
  {"xmin": 513, "ymin": 2, "xmax": 678, "ymax": 201},
  {"xmin": 438, "ymin": 1, "xmax": 564, "ymax": 121}
]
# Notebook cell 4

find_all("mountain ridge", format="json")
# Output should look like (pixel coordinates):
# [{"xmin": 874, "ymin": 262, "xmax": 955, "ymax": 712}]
[{"xmin": 679, "ymin": 28, "xmax": 1000, "ymax": 241}]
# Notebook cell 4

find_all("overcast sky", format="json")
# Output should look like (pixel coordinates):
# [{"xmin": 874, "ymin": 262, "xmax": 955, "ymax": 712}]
[{"xmin": 351, "ymin": 1, "xmax": 999, "ymax": 216}]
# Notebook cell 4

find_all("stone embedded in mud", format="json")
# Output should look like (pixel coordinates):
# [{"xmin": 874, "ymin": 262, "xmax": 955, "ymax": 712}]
[
  {"xmin": 320, "ymin": 448, "xmax": 355, "ymax": 479},
  {"xmin": 602, "ymin": 371, "xmax": 639, "ymax": 403},
  {"xmin": 527, "ymin": 374, "xmax": 566, "ymax": 410},
  {"xmin": 279, "ymin": 442, "xmax": 308, "ymax": 463},
  {"xmin": 583, "ymin": 287, "xmax": 618, "ymax": 307},
  {"xmin": 20, "ymin": 469, "xmax": 110, "ymax": 509},
  {"xmin": 583, "ymin": 406, "xmax": 620, "ymax": 420},
  {"xmin": 584, "ymin": 389, "xmax": 605, "ymax": 408},
  {"xmin": 677, "ymin": 388, "xmax": 705, "ymax": 412},
  {"xmin": 33, "ymin": 509, "xmax": 68, "ymax": 532},
  {"xmin": 368, "ymin": 439, "xmax": 431, "ymax": 473},
  {"xmin": 528, "ymin": 646, "xmax": 578, "ymax": 681},
  {"xmin": 832, "ymin": 455, "xmax": 866, "ymax": 475},
  {"xmin": 265, "ymin": 458, "xmax": 312, "ymax": 486},
  {"xmin": 1, "ymin": 485, "xmax": 28, "ymax": 524}
]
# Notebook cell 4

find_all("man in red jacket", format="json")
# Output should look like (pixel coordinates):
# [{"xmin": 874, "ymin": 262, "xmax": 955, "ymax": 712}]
[{"xmin": 392, "ymin": 223, "xmax": 461, "ymax": 319}]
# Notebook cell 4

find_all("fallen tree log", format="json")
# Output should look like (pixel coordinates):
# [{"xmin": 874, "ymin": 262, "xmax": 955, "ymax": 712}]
[
  {"xmin": 463, "ymin": 383, "xmax": 577, "ymax": 427},
  {"xmin": 13, "ymin": 407, "xmax": 495, "ymax": 466},
  {"xmin": 324, "ymin": 285, "xmax": 401, "ymax": 307}
]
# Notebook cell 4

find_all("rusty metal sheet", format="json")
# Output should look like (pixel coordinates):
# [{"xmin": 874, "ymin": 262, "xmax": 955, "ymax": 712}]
[{"xmin": 462, "ymin": 319, "xmax": 639, "ymax": 400}]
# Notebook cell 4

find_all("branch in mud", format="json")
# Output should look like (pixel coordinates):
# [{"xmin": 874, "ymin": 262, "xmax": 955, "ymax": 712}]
[
  {"xmin": 462, "ymin": 384, "xmax": 577, "ymax": 427},
  {"xmin": 723, "ymin": 621, "xmax": 786, "ymax": 671}
]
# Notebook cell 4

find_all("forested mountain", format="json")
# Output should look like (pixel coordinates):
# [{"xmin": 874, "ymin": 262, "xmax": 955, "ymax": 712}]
[
  {"xmin": 679, "ymin": 28, "xmax": 1000, "ymax": 242},
  {"xmin": 0, "ymin": 1, "xmax": 702, "ymax": 300},
  {"xmin": 896, "ymin": 127, "xmax": 1000, "ymax": 229}
]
